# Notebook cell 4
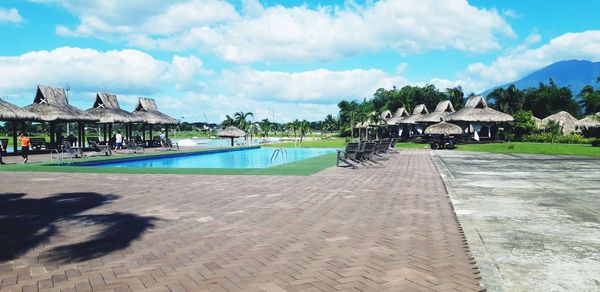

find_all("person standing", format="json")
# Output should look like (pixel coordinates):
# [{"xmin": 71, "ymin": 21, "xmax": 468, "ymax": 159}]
[
  {"xmin": 115, "ymin": 131, "xmax": 123, "ymax": 150},
  {"xmin": 19, "ymin": 132, "xmax": 30, "ymax": 163}
]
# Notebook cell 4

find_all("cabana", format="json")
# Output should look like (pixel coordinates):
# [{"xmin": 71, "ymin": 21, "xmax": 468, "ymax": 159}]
[
  {"xmin": 131, "ymin": 97, "xmax": 178, "ymax": 146},
  {"xmin": 397, "ymin": 104, "xmax": 429, "ymax": 138},
  {"xmin": 577, "ymin": 113, "xmax": 600, "ymax": 146},
  {"xmin": 444, "ymin": 95, "xmax": 513, "ymax": 141},
  {"xmin": 541, "ymin": 111, "xmax": 579, "ymax": 134},
  {"xmin": 419, "ymin": 100, "xmax": 455, "ymax": 124},
  {"xmin": 24, "ymin": 85, "xmax": 98, "ymax": 148},
  {"xmin": 0, "ymin": 97, "xmax": 37, "ymax": 153},
  {"xmin": 387, "ymin": 107, "xmax": 410, "ymax": 137},
  {"xmin": 86, "ymin": 93, "xmax": 143, "ymax": 145},
  {"xmin": 424, "ymin": 121, "xmax": 463, "ymax": 136}
]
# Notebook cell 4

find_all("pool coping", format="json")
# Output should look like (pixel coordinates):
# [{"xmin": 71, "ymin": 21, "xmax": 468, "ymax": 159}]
[{"xmin": 0, "ymin": 146, "xmax": 338, "ymax": 176}]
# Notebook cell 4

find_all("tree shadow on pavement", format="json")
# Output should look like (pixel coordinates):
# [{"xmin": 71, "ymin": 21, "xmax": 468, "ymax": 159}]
[{"xmin": 0, "ymin": 192, "xmax": 157, "ymax": 263}]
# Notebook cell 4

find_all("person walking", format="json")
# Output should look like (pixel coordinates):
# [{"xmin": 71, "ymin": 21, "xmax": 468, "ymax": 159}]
[
  {"xmin": 115, "ymin": 131, "xmax": 124, "ymax": 150},
  {"xmin": 19, "ymin": 131, "xmax": 30, "ymax": 163}
]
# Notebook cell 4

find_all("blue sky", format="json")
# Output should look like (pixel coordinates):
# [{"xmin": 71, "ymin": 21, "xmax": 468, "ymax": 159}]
[{"xmin": 1, "ymin": 0, "xmax": 599, "ymax": 122}]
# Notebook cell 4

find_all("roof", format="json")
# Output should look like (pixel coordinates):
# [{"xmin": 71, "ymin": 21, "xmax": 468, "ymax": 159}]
[
  {"xmin": 86, "ymin": 93, "xmax": 142, "ymax": 124},
  {"xmin": 419, "ymin": 100, "xmax": 455, "ymax": 123},
  {"xmin": 387, "ymin": 107, "xmax": 410, "ymax": 125},
  {"xmin": 542, "ymin": 111, "xmax": 579, "ymax": 134},
  {"xmin": 532, "ymin": 116, "xmax": 543, "ymax": 129},
  {"xmin": 397, "ymin": 104, "xmax": 429, "ymax": 124},
  {"xmin": 131, "ymin": 97, "xmax": 178, "ymax": 125},
  {"xmin": 444, "ymin": 95, "xmax": 513, "ymax": 123},
  {"xmin": 0, "ymin": 97, "xmax": 36, "ymax": 120},
  {"xmin": 218, "ymin": 126, "xmax": 246, "ymax": 137},
  {"xmin": 24, "ymin": 85, "xmax": 98, "ymax": 122},
  {"xmin": 424, "ymin": 121, "xmax": 463, "ymax": 135},
  {"xmin": 576, "ymin": 113, "xmax": 600, "ymax": 130}
]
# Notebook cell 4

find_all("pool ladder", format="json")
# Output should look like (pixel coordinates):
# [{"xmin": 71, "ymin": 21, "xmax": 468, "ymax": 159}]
[{"xmin": 270, "ymin": 148, "xmax": 288, "ymax": 165}]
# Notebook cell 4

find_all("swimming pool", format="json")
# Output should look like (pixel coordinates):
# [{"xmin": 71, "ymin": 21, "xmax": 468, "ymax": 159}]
[{"xmin": 81, "ymin": 147, "xmax": 337, "ymax": 169}]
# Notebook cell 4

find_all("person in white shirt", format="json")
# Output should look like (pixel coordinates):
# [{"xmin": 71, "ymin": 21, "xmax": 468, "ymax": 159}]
[{"xmin": 115, "ymin": 131, "xmax": 124, "ymax": 149}]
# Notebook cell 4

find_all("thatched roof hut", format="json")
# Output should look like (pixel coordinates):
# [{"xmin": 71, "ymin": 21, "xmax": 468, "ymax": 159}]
[
  {"xmin": 419, "ymin": 100, "xmax": 455, "ymax": 123},
  {"xmin": 387, "ymin": 107, "xmax": 410, "ymax": 125},
  {"xmin": 398, "ymin": 104, "xmax": 429, "ymax": 124},
  {"xmin": 424, "ymin": 121, "xmax": 463, "ymax": 135},
  {"xmin": 24, "ymin": 85, "xmax": 98, "ymax": 122},
  {"xmin": 132, "ymin": 97, "xmax": 178, "ymax": 125},
  {"xmin": 532, "ymin": 116, "xmax": 543, "ymax": 129},
  {"xmin": 218, "ymin": 125, "xmax": 246, "ymax": 146},
  {"xmin": 576, "ymin": 113, "xmax": 600, "ymax": 130},
  {"xmin": 0, "ymin": 97, "xmax": 36, "ymax": 120},
  {"xmin": 86, "ymin": 93, "xmax": 142, "ymax": 124},
  {"xmin": 542, "ymin": 111, "xmax": 578, "ymax": 134},
  {"xmin": 444, "ymin": 95, "xmax": 513, "ymax": 123}
]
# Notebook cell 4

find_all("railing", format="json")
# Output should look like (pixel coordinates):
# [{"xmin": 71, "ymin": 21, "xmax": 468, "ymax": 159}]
[{"xmin": 270, "ymin": 148, "xmax": 288, "ymax": 165}]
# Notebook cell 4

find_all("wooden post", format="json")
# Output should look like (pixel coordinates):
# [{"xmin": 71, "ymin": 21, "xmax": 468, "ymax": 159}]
[
  {"xmin": 149, "ymin": 125, "xmax": 153, "ymax": 144},
  {"xmin": 81, "ymin": 122, "xmax": 86, "ymax": 147},
  {"xmin": 142, "ymin": 124, "xmax": 146, "ymax": 142},
  {"xmin": 49, "ymin": 122, "xmax": 56, "ymax": 144},
  {"xmin": 12, "ymin": 122, "xmax": 18, "ymax": 153},
  {"xmin": 103, "ymin": 124, "xmax": 108, "ymax": 142},
  {"xmin": 165, "ymin": 125, "xmax": 169, "ymax": 139}
]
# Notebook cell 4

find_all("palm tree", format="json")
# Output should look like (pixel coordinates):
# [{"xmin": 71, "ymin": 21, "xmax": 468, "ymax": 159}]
[
  {"xmin": 234, "ymin": 111, "xmax": 254, "ymax": 131},
  {"xmin": 259, "ymin": 119, "xmax": 272, "ymax": 138},
  {"xmin": 322, "ymin": 114, "xmax": 337, "ymax": 136},
  {"xmin": 221, "ymin": 115, "xmax": 235, "ymax": 128},
  {"xmin": 297, "ymin": 120, "xmax": 312, "ymax": 143},
  {"xmin": 446, "ymin": 86, "xmax": 464, "ymax": 110},
  {"xmin": 286, "ymin": 121, "xmax": 298, "ymax": 140},
  {"xmin": 369, "ymin": 110, "xmax": 387, "ymax": 140}
]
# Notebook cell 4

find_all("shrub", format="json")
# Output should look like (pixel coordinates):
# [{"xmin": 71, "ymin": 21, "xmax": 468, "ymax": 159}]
[{"xmin": 522, "ymin": 133, "xmax": 593, "ymax": 144}]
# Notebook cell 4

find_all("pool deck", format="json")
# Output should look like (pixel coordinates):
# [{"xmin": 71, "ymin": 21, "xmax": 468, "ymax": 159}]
[{"xmin": 0, "ymin": 150, "xmax": 483, "ymax": 291}]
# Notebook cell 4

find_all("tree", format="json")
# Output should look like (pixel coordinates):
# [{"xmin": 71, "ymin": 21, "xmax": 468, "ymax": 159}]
[
  {"xmin": 511, "ymin": 110, "xmax": 537, "ymax": 140},
  {"xmin": 322, "ymin": 114, "xmax": 338, "ymax": 136},
  {"xmin": 446, "ymin": 86, "xmax": 465, "ymax": 111},
  {"xmin": 487, "ymin": 84, "xmax": 524, "ymax": 115},
  {"xmin": 234, "ymin": 111, "xmax": 254, "ymax": 131},
  {"xmin": 296, "ymin": 120, "xmax": 312, "ymax": 142},
  {"xmin": 578, "ymin": 83, "xmax": 600, "ymax": 115},
  {"xmin": 259, "ymin": 119, "xmax": 272, "ymax": 138},
  {"xmin": 221, "ymin": 115, "xmax": 235, "ymax": 128}
]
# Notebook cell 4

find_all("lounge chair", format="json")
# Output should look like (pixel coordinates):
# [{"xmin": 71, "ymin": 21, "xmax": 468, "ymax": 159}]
[
  {"xmin": 357, "ymin": 141, "xmax": 383, "ymax": 167},
  {"xmin": 50, "ymin": 142, "xmax": 83, "ymax": 164},
  {"xmin": 336, "ymin": 142, "xmax": 361, "ymax": 169},
  {"xmin": 161, "ymin": 138, "xmax": 179, "ymax": 151},
  {"xmin": 373, "ymin": 140, "xmax": 391, "ymax": 160},
  {"xmin": 125, "ymin": 139, "xmax": 144, "ymax": 154},
  {"xmin": 90, "ymin": 141, "xmax": 112, "ymax": 156}
]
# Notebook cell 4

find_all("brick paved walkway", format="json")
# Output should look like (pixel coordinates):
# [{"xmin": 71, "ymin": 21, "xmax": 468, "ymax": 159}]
[{"xmin": 0, "ymin": 150, "xmax": 482, "ymax": 291}]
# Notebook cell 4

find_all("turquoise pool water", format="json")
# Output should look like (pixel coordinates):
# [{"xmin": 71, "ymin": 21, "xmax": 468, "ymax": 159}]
[{"xmin": 82, "ymin": 147, "xmax": 336, "ymax": 169}]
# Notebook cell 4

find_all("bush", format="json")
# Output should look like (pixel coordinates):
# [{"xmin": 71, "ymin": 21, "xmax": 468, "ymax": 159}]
[{"xmin": 522, "ymin": 133, "xmax": 593, "ymax": 144}]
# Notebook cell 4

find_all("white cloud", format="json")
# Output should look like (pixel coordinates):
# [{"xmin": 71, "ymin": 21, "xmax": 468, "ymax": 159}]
[
  {"xmin": 0, "ymin": 8, "xmax": 23, "ymax": 23},
  {"xmin": 0, "ymin": 47, "xmax": 208, "ymax": 98},
  {"xmin": 467, "ymin": 30, "xmax": 600, "ymax": 88},
  {"xmin": 44, "ymin": 0, "xmax": 514, "ymax": 63},
  {"xmin": 213, "ymin": 67, "xmax": 407, "ymax": 104}
]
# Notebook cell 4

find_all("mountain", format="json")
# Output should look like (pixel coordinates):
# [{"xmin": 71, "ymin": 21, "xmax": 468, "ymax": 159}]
[{"xmin": 484, "ymin": 59, "xmax": 600, "ymax": 97}]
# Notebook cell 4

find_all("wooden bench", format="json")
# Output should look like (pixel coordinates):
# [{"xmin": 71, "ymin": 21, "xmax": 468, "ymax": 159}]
[{"xmin": 29, "ymin": 137, "xmax": 48, "ymax": 150}]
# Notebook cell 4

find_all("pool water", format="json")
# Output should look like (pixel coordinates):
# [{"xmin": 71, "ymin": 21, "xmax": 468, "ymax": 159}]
[{"xmin": 85, "ymin": 147, "xmax": 337, "ymax": 169}]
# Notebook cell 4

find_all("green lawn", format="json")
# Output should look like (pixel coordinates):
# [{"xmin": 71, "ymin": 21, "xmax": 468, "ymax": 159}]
[{"xmin": 456, "ymin": 142, "xmax": 600, "ymax": 157}]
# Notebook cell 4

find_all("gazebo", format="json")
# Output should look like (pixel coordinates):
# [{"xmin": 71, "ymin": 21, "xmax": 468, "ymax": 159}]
[
  {"xmin": 24, "ymin": 85, "xmax": 98, "ymax": 148},
  {"xmin": 397, "ymin": 104, "xmax": 429, "ymax": 137},
  {"xmin": 419, "ymin": 100, "xmax": 455, "ymax": 125},
  {"xmin": 131, "ymin": 97, "xmax": 178, "ymax": 145},
  {"xmin": 218, "ymin": 126, "xmax": 246, "ymax": 146},
  {"xmin": 86, "ymin": 93, "xmax": 142, "ymax": 144},
  {"xmin": 444, "ymin": 95, "xmax": 513, "ymax": 141},
  {"xmin": 0, "ymin": 97, "xmax": 37, "ymax": 153},
  {"xmin": 576, "ymin": 113, "xmax": 600, "ymax": 145},
  {"xmin": 542, "ymin": 111, "xmax": 579, "ymax": 134}
]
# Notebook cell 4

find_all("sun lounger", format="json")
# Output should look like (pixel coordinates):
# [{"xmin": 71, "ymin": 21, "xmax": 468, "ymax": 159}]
[
  {"xmin": 161, "ymin": 138, "xmax": 179, "ymax": 151},
  {"xmin": 357, "ymin": 141, "xmax": 383, "ymax": 167},
  {"xmin": 50, "ymin": 142, "xmax": 83, "ymax": 164},
  {"xmin": 125, "ymin": 139, "xmax": 144, "ymax": 154},
  {"xmin": 336, "ymin": 142, "xmax": 361, "ymax": 169},
  {"xmin": 90, "ymin": 141, "xmax": 112, "ymax": 156}
]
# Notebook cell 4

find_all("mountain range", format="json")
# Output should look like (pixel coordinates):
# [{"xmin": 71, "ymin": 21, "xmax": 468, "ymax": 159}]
[{"xmin": 483, "ymin": 59, "xmax": 600, "ymax": 97}]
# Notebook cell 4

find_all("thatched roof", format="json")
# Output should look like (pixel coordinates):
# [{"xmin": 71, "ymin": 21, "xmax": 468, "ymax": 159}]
[
  {"xmin": 0, "ymin": 97, "xmax": 36, "ymax": 120},
  {"xmin": 132, "ymin": 97, "xmax": 178, "ymax": 125},
  {"xmin": 424, "ymin": 121, "xmax": 463, "ymax": 135},
  {"xmin": 542, "ymin": 111, "xmax": 578, "ymax": 134},
  {"xmin": 218, "ymin": 126, "xmax": 246, "ymax": 137},
  {"xmin": 444, "ymin": 95, "xmax": 513, "ymax": 123},
  {"xmin": 532, "ymin": 116, "xmax": 543, "ymax": 129},
  {"xmin": 419, "ymin": 100, "xmax": 455, "ymax": 123},
  {"xmin": 24, "ymin": 85, "xmax": 98, "ymax": 122},
  {"xmin": 397, "ymin": 104, "xmax": 429, "ymax": 124},
  {"xmin": 387, "ymin": 107, "xmax": 410, "ymax": 125},
  {"xmin": 86, "ymin": 93, "xmax": 142, "ymax": 124},
  {"xmin": 576, "ymin": 113, "xmax": 600, "ymax": 130}
]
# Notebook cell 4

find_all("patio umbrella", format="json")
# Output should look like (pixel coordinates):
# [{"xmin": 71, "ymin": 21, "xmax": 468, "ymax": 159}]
[
  {"xmin": 218, "ymin": 126, "xmax": 246, "ymax": 146},
  {"xmin": 424, "ymin": 121, "xmax": 463, "ymax": 135}
]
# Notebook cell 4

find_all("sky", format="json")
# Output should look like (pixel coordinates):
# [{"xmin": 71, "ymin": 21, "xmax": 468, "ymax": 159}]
[{"xmin": 0, "ymin": 0, "xmax": 599, "ymax": 123}]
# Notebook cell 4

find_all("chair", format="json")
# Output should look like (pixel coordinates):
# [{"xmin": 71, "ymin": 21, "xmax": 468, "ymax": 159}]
[
  {"xmin": 336, "ymin": 142, "xmax": 361, "ymax": 169},
  {"xmin": 90, "ymin": 141, "xmax": 112, "ymax": 156},
  {"xmin": 50, "ymin": 142, "xmax": 83, "ymax": 164},
  {"xmin": 0, "ymin": 138, "xmax": 8, "ymax": 154},
  {"xmin": 358, "ymin": 142, "xmax": 382, "ymax": 166},
  {"xmin": 161, "ymin": 138, "xmax": 179, "ymax": 151},
  {"xmin": 125, "ymin": 139, "xmax": 144, "ymax": 154}
]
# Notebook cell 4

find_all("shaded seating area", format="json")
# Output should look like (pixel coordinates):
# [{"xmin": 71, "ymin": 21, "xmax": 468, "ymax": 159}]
[
  {"xmin": 86, "ymin": 92, "xmax": 144, "ymax": 147},
  {"xmin": 395, "ymin": 104, "xmax": 429, "ymax": 139},
  {"xmin": 131, "ymin": 98, "xmax": 179, "ymax": 147},
  {"xmin": 444, "ymin": 95, "xmax": 513, "ymax": 142},
  {"xmin": 0, "ymin": 97, "xmax": 37, "ymax": 153},
  {"xmin": 424, "ymin": 121, "xmax": 462, "ymax": 149}
]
